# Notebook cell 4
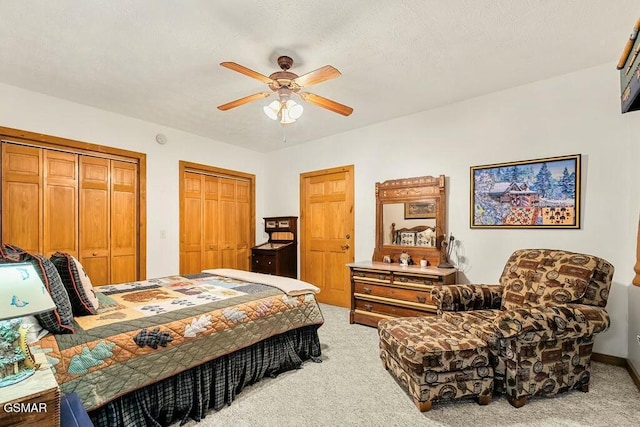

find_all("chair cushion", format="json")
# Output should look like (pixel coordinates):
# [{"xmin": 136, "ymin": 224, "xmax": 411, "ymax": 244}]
[
  {"xmin": 442, "ymin": 310, "xmax": 502, "ymax": 346},
  {"xmin": 500, "ymin": 249, "xmax": 599, "ymax": 310}
]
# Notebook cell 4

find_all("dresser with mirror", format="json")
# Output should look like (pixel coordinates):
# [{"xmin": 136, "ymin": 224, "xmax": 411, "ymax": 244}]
[{"xmin": 348, "ymin": 175, "xmax": 456, "ymax": 327}]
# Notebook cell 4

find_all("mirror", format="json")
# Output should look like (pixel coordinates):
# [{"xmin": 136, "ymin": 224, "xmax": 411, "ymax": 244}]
[{"xmin": 373, "ymin": 175, "xmax": 447, "ymax": 267}]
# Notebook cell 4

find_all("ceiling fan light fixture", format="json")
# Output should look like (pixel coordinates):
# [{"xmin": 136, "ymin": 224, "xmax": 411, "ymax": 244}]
[
  {"xmin": 263, "ymin": 100, "xmax": 281, "ymax": 120},
  {"xmin": 286, "ymin": 100, "xmax": 304, "ymax": 120}
]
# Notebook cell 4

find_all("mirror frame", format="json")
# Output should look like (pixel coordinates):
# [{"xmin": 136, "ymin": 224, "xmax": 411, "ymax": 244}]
[{"xmin": 372, "ymin": 175, "xmax": 447, "ymax": 266}]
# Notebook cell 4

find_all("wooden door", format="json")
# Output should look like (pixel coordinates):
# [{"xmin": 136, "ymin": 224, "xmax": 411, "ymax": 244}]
[
  {"xmin": 234, "ymin": 179, "xmax": 251, "ymax": 270},
  {"xmin": 43, "ymin": 150, "xmax": 78, "ymax": 257},
  {"xmin": 179, "ymin": 162, "xmax": 255, "ymax": 275},
  {"xmin": 110, "ymin": 160, "xmax": 137, "ymax": 283},
  {"xmin": 217, "ymin": 177, "xmax": 251, "ymax": 270},
  {"xmin": 203, "ymin": 175, "xmax": 220, "ymax": 269},
  {"xmin": 79, "ymin": 156, "xmax": 110, "ymax": 285},
  {"xmin": 300, "ymin": 165, "xmax": 354, "ymax": 307},
  {"xmin": 1, "ymin": 143, "xmax": 43, "ymax": 253}
]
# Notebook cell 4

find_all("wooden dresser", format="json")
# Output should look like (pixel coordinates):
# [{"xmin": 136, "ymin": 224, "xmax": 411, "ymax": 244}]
[{"xmin": 348, "ymin": 261, "xmax": 456, "ymax": 327}]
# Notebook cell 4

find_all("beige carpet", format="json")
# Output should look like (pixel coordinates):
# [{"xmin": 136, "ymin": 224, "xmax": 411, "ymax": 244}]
[{"xmin": 183, "ymin": 303, "xmax": 640, "ymax": 427}]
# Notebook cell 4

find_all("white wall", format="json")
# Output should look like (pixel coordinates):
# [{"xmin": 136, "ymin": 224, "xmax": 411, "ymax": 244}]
[
  {"xmin": 0, "ymin": 82, "xmax": 267, "ymax": 278},
  {"xmin": 626, "ymin": 102, "xmax": 640, "ymax": 372},
  {"xmin": 265, "ymin": 63, "xmax": 635, "ymax": 358}
]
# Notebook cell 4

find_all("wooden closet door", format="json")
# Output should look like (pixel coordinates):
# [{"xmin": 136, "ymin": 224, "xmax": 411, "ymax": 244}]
[
  {"xmin": 181, "ymin": 172, "xmax": 204, "ymax": 274},
  {"xmin": 203, "ymin": 175, "xmax": 219, "ymax": 269},
  {"xmin": 43, "ymin": 151, "xmax": 78, "ymax": 257},
  {"xmin": 219, "ymin": 178, "xmax": 237, "ymax": 268},
  {"xmin": 235, "ymin": 180, "xmax": 250, "ymax": 270},
  {"xmin": 110, "ymin": 160, "xmax": 137, "ymax": 283},
  {"xmin": 79, "ymin": 156, "xmax": 110, "ymax": 285},
  {"xmin": 1, "ymin": 143, "xmax": 43, "ymax": 253}
]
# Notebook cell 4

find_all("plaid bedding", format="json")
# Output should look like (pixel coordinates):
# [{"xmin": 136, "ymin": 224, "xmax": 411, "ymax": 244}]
[{"xmin": 32, "ymin": 272, "xmax": 324, "ymax": 411}]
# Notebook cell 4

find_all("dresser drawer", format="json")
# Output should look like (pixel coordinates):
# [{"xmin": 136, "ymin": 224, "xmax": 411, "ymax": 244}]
[
  {"xmin": 393, "ymin": 272, "xmax": 442, "ymax": 286},
  {"xmin": 251, "ymin": 255, "xmax": 276, "ymax": 274},
  {"xmin": 354, "ymin": 298, "xmax": 435, "ymax": 318},
  {"xmin": 354, "ymin": 282, "xmax": 433, "ymax": 305},
  {"xmin": 351, "ymin": 269, "xmax": 391, "ymax": 283}
]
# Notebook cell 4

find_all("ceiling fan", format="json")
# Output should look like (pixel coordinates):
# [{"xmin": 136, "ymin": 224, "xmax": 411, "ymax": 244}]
[{"xmin": 217, "ymin": 56, "xmax": 353, "ymax": 124}]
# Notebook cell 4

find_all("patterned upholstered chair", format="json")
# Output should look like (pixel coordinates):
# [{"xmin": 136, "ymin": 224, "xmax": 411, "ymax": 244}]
[{"xmin": 431, "ymin": 249, "xmax": 614, "ymax": 408}]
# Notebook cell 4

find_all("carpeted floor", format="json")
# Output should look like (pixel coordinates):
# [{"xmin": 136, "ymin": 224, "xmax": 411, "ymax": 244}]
[{"xmin": 183, "ymin": 303, "xmax": 640, "ymax": 427}]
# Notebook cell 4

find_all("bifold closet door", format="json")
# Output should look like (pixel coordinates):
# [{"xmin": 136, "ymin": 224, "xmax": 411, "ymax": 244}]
[
  {"xmin": 79, "ymin": 156, "xmax": 137, "ymax": 285},
  {"xmin": 2, "ymin": 143, "xmax": 43, "ymax": 253},
  {"xmin": 43, "ymin": 150, "xmax": 78, "ymax": 257},
  {"xmin": 180, "ymin": 171, "xmax": 251, "ymax": 275},
  {"xmin": 181, "ymin": 173, "xmax": 220, "ymax": 274},
  {"xmin": 2, "ymin": 144, "xmax": 78, "ymax": 257},
  {"xmin": 79, "ymin": 156, "xmax": 110, "ymax": 285},
  {"xmin": 218, "ymin": 178, "xmax": 251, "ymax": 270},
  {"xmin": 110, "ymin": 160, "xmax": 137, "ymax": 284}
]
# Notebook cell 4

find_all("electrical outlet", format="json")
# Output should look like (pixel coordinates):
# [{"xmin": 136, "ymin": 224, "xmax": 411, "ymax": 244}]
[{"xmin": 160, "ymin": 229, "xmax": 167, "ymax": 239}]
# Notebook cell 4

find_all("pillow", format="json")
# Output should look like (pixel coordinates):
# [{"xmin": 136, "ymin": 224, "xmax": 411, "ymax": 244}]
[
  {"xmin": 21, "ymin": 315, "xmax": 49, "ymax": 344},
  {"xmin": 399, "ymin": 231, "xmax": 415, "ymax": 246},
  {"xmin": 50, "ymin": 252, "xmax": 99, "ymax": 315},
  {"xmin": 0, "ymin": 244, "xmax": 74, "ymax": 333},
  {"xmin": 29, "ymin": 253, "xmax": 76, "ymax": 333},
  {"xmin": 415, "ymin": 229, "xmax": 435, "ymax": 247},
  {"xmin": 500, "ymin": 249, "xmax": 598, "ymax": 310}
]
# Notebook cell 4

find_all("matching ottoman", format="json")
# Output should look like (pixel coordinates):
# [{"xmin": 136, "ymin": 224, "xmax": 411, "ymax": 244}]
[{"xmin": 378, "ymin": 316, "xmax": 494, "ymax": 411}]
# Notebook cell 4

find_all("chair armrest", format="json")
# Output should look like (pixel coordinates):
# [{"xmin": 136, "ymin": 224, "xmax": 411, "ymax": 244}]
[
  {"xmin": 431, "ymin": 284, "xmax": 503, "ymax": 312},
  {"xmin": 494, "ymin": 304, "xmax": 610, "ymax": 340}
]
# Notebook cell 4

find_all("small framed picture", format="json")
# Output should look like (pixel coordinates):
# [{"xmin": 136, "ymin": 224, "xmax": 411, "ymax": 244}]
[{"xmin": 404, "ymin": 200, "xmax": 437, "ymax": 219}]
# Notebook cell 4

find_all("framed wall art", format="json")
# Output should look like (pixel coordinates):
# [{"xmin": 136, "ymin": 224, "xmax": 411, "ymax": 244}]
[
  {"xmin": 404, "ymin": 200, "xmax": 437, "ymax": 219},
  {"xmin": 470, "ymin": 154, "xmax": 581, "ymax": 229}
]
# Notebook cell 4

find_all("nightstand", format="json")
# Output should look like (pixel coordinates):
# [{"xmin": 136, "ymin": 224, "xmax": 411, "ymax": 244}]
[{"xmin": 0, "ymin": 351, "xmax": 60, "ymax": 427}]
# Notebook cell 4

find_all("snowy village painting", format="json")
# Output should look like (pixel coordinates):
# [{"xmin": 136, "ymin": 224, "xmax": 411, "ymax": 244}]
[{"xmin": 471, "ymin": 154, "xmax": 581, "ymax": 228}]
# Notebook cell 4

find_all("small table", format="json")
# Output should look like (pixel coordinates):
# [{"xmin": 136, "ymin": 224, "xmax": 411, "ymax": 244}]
[{"xmin": 0, "ymin": 351, "xmax": 60, "ymax": 427}]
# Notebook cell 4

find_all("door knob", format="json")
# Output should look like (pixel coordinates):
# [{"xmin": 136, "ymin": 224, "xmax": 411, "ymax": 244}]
[
  {"xmin": 345, "ymin": 234, "xmax": 351, "ymax": 239},
  {"xmin": 341, "ymin": 244, "xmax": 350, "ymax": 250}
]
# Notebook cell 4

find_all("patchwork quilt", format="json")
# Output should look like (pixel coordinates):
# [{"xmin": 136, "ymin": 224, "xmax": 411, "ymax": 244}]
[{"xmin": 32, "ymin": 272, "xmax": 324, "ymax": 410}]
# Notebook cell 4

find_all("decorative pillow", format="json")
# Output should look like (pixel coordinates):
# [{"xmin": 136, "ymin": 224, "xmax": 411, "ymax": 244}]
[
  {"xmin": 415, "ymin": 229, "xmax": 435, "ymax": 247},
  {"xmin": 29, "ymin": 253, "xmax": 75, "ymax": 333},
  {"xmin": 399, "ymin": 231, "xmax": 415, "ymax": 246},
  {"xmin": 21, "ymin": 315, "xmax": 49, "ymax": 344},
  {"xmin": 50, "ymin": 252, "xmax": 99, "ymax": 316},
  {"xmin": 500, "ymin": 249, "xmax": 599, "ymax": 310},
  {"xmin": 0, "ymin": 244, "xmax": 75, "ymax": 333}
]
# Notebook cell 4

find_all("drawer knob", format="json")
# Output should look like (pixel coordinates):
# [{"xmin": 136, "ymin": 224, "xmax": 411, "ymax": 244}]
[
  {"xmin": 400, "ymin": 277, "xmax": 408, "ymax": 282},
  {"xmin": 423, "ymin": 280, "xmax": 433, "ymax": 285},
  {"xmin": 378, "ymin": 274, "xmax": 386, "ymax": 280},
  {"xmin": 417, "ymin": 296, "xmax": 426, "ymax": 304},
  {"xmin": 363, "ymin": 287, "xmax": 372, "ymax": 294},
  {"xmin": 364, "ymin": 304, "xmax": 373, "ymax": 312}
]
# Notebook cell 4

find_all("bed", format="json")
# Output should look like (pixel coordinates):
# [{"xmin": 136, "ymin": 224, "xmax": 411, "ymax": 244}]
[{"xmin": 31, "ymin": 267, "xmax": 324, "ymax": 427}]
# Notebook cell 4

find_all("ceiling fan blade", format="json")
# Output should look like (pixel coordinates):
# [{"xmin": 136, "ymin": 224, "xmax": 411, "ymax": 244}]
[
  {"xmin": 217, "ymin": 92, "xmax": 271, "ymax": 111},
  {"xmin": 299, "ymin": 92, "xmax": 353, "ymax": 116},
  {"xmin": 293, "ymin": 65, "xmax": 341, "ymax": 88},
  {"xmin": 220, "ymin": 62, "xmax": 274, "ymax": 84}
]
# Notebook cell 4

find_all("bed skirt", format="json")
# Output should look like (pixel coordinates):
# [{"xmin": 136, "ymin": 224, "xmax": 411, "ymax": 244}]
[{"xmin": 89, "ymin": 324, "xmax": 321, "ymax": 427}]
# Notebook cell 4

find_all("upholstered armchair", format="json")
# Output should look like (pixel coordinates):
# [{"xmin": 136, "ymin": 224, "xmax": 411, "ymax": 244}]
[{"xmin": 431, "ymin": 249, "xmax": 614, "ymax": 408}]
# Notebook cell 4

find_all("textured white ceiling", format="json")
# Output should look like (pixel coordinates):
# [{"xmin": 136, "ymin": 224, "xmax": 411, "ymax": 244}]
[{"xmin": 0, "ymin": 1, "xmax": 636, "ymax": 152}]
